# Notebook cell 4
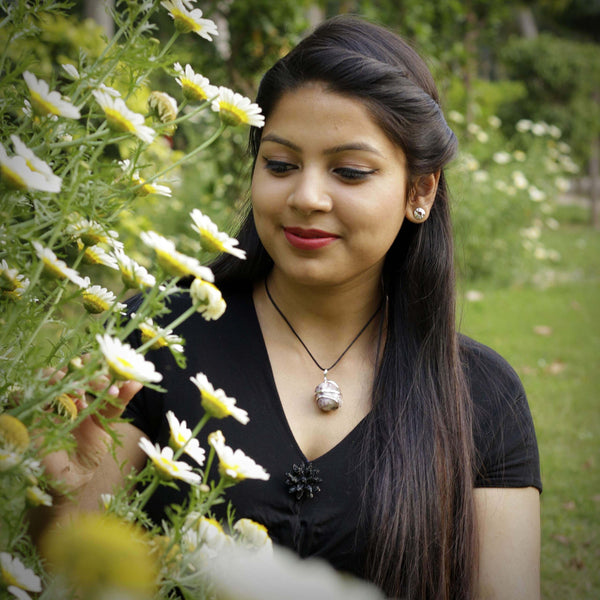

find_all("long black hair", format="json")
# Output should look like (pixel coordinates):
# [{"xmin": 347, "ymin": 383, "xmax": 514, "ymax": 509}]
[{"xmin": 212, "ymin": 15, "xmax": 476, "ymax": 600}]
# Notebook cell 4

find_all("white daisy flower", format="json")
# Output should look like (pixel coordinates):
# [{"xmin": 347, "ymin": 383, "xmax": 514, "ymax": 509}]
[
  {"xmin": 140, "ymin": 230, "xmax": 214, "ymax": 280},
  {"xmin": 488, "ymin": 115, "xmax": 502, "ymax": 129},
  {"xmin": 475, "ymin": 130, "xmax": 489, "ymax": 143},
  {"xmin": 96, "ymin": 334, "xmax": 163, "ymax": 383},
  {"xmin": 0, "ymin": 259, "xmax": 29, "ymax": 299},
  {"xmin": 82, "ymin": 284, "xmax": 126, "ymax": 314},
  {"xmin": 136, "ymin": 316, "xmax": 184, "ymax": 353},
  {"xmin": 531, "ymin": 122, "xmax": 547, "ymax": 136},
  {"xmin": 189, "ymin": 278, "xmax": 226, "ymax": 320},
  {"xmin": 78, "ymin": 241, "xmax": 119, "ymax": 269},
  {"xmin": 148, "ymin": 91, "xmax": 178, "ymax": 124},
  {"xmin": 233, "ymin": 518, "xmax": 272, "ymax": 553},
  {"xmin": 513, "ymin": 150, "xmax": 526, "ymax": 162},
  {"xmin": 447, "ymin": 110, "xmax": 464, "ymax": 124},
  {"xmin": 211, "ymin": 87, "xmax": 265, "ymax": 128},
  {"xmin": 119, "ymin": 159, "xmax": 172, "ymax": 197},
  {"xmin": 165, "ymin": 410, "xmax": 206, "ymax": 466},
  {"xmin": 23, "ymin": 71, "xmax": 81, "ymax": 119},
  {"xmin": 516, "ymin": 119, "xmax": 532, "ymax": 133},
  {"xmin": 528, "ymin": 185, "xmax": 546, "ymax": 202},
  {"xmin": 0, "ymin": 143, "xmax": 61, "ymax": 193},
  {"xmin": 208, "ymin": 430, "xmax": 269, "ymax": 482},
  {"xmin": 190, "ymin": 373, "xmax": 249, "ymax": 424},
  {"xmin": 114, "ymin": 250, "xmax": 156, "ymax": 289},
  {"xmin": 26, "ymin": 485, "xmax": 53, "ymax": 507},
  {"xmin": 32, "ymin": 241, "xmax": 86, "ymax": 287},
  {"xmin": 138, "ymin": 437, "xmax": 201, "ymax": 485},
  {"xmin": 66, "ymin": 217, "xmax": 121, "ymax": 249},
  {"xmin": 0, "ymin": 449, "xmax": 21, "ymax": 472},
  {"xmin": 0, "ymin": 552, "xmax": 42, "ymax": 596},
  {"xmin": 173, "ymin": 62, "xmax": 218, "ymax": 102},
  {"xmin": 93, "ymin": 90, "xmax": 155, "ymax": 144},
  {"xmin": 492, "ymin": 151, "xmax": 511, "ymax": 165},
  {"xmin": 461, "ymin": 154, "xmax": 479, "ymax": 171},
  {"xmin": 61, "ymin": 63, "xmax": 80, "ymax": 79},
  {"xmin": 161, "ymin": 0, "xmax": 219, "ymax": 40},
  {"xmin": 512, "ymin": 171, "xmax": 529, "ymax": 190},
  {"xmin": 190, "ymin": 209, "xmax": 246, "ymax": 259},
  {"xmin": 10, "ymin": 135, "xmax": 62, "ymax": 191}
]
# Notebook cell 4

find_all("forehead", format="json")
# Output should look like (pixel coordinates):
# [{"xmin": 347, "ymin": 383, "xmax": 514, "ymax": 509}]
[{"xmin": 261, "ymin": 83, "xmax": 402, "ymax": 158}]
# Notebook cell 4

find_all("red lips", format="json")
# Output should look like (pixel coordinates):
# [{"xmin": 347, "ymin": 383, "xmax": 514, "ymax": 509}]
[{"xmin": 283, "ymin": 227, "xmax": 339, "ymax": 250}]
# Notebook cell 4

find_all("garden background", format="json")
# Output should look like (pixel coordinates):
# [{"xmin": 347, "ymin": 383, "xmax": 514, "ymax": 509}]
[{"xmin": 0, "ymin": 1, "xmax": 598, "ymax": 598}]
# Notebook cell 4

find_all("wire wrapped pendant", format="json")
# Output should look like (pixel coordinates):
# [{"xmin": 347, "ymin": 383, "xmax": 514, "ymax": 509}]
[{"xmin": 314, "ymin": 370, "xmax": 343, "ymax": 412}]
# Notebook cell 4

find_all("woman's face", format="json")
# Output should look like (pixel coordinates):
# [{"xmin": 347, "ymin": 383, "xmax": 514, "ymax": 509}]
[{"xmin": 251, "ymin": 83, "xmax": 412, "ymax": 290}]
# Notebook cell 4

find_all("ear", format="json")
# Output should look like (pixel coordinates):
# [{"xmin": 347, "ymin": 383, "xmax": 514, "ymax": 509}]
[{"xmin": 405, "ymin": 171, "xmax": 440, "ymax": 223}]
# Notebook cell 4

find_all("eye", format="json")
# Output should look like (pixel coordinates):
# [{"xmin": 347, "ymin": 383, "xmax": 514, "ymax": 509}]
[
  {"xmin": 334, "ymin": 167, "xmax": 376, "ymax": 181},
  {"xmin": 262, "ymin": 158, "xmax": 297, "ymax": 175}
]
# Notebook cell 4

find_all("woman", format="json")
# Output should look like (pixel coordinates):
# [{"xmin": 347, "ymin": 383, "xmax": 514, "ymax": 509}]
[{"xmin": 41, "ymin": 15, "xmax": 541, "ymax": 599}]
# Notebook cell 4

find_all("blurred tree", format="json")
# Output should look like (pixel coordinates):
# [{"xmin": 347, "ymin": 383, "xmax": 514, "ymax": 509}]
[{"xmin": 501, "ymin": 34, "xmax": 600, "ymax": 228}]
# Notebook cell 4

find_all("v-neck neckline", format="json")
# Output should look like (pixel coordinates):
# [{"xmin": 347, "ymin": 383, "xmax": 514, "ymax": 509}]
[{"xmin": 246, "ymin": 288, "xmax": 370, "ymax": 464}]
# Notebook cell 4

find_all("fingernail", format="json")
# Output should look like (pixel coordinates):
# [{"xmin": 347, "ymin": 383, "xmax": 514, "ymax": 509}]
[{"xmin": 108, "ymin": 384, "xmax": 120, "ymax": 397}]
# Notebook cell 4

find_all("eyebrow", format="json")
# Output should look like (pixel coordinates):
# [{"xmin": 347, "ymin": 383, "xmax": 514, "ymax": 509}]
[{"xmin": 260, "ymin": 133, "xmax": 384, "ymax": 157}]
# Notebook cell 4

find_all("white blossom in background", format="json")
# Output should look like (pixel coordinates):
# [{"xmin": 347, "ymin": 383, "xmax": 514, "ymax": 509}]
[
  {"xmin": 174, "ymin": 62, "xmax": 218, "ymax": 102},
  {"xmin": 22, "ymin": 71, "xmax": 81, "ymax": 119},
  {"xmin": 161, "ymin": 0, "xmax": 219, "ymax": 40},
  {"xmin": 32, "ymin": 242, "xmax": 86, "ymax": 287},
  {"xmin": 189, "ymin": 277, "xmax": 226, "ymax": 320},
  {"xmin": 211, "ymin": 87, "xmax": 265, "ymax": 128},
  {"xmin": 138, "ymin": 437, "xmax": 201, "ymax": 484},
  {"xmin": 93, "ymin": 90, "xmax": 155, "ymax": 143},
  {"xmin": 0, "ymin": 143, "xmax": 61, "ymax": 193},
  {"xmin": 190, "ymin": 208, "xmax": 246, "ymax": 258}
]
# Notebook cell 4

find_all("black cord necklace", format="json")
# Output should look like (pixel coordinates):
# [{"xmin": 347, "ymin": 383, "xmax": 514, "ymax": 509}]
[{"xmin": 264, "ymin": 278, "xmax": 383, "ymax": 412}]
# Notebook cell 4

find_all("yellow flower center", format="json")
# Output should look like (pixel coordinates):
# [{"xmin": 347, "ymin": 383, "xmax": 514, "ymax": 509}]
[
  {"xmin": 156, "ymin": 250, "xmax": 190, "ymax": 277},
  {"xmin": 140, "ymin": 325, "xmax": 167, "ymax": 350},
  {"xmin": 82, "ymin": 291, "xmax": 111, "ymax": 314},
  {"xmin": 172, "ymin": 9, "xmax": 200, "ymax": 33},
  {"xmin": 0, "ymin": 414, "xmax": 30, "ymax": 452},
  {"xmin": 218, "ymin": 102, "xmax": 249, "ymax": 127},
  {"xmin": 182, "ymin": 80, "xmax": 208, "ymax": 102},
  {"xmin": 1, "ymin": 565, "xmax": 20, "ymax": 587},
  {"xmin": 199, "ymin": 231, "xmax": 225, "ymax": 253},
  {"xmin": 40, "ymin": 512, "xmax": 158, "ymax": 594},
  {"xmin": 54, "ymin": 394, "xmax": 78, "ymax": 421},
  {"xmin": 107, "ymin": 356, "xmax": 134, "ymax": 380},
  {"xmin": 42, "ymin": 257, "xmax": 68, "ymax": 280},
  {"xmin": 155, "ymin": 455, "xmax": 180, "ymax": 479},
  {"xmin": 200, "ymin": 391, "xmax": 230, "ymax": 419},
  {"xmin": 30, "ymin": 90, "xmax": 61, "ymax": 116},
  {"xmin": 104, "ymin": 107, "xmax": 137, "ymax": 134},
  {"xmin": 1, "ymin": 164, "xmax": 27, "ymax": 190}
]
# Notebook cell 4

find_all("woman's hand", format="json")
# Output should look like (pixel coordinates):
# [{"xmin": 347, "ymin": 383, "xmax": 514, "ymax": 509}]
[{"xmin": 41, "ymin": 366, "xmax": 143, "ymax": 497}]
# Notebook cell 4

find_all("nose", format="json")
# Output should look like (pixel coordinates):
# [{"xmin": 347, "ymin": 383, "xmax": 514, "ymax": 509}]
[{"xmin": 287, "ymin": 169, "xmax": 332, "ymax": 215}]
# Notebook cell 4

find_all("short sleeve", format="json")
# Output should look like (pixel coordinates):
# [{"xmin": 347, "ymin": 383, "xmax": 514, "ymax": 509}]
[{"xmin": 460, "ymin": 336, "xmax": 542, "ymax": 493}]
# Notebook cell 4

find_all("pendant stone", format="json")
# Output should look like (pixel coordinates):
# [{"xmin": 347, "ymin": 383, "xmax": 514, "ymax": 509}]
[{"xmin": 314, "ymin": 372, "xmax": 343, "ymax": 412}]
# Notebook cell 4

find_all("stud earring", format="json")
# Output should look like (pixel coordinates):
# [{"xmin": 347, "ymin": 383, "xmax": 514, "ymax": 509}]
[{"xmin": 413, "ymin": 207, "xmax": 426, "ymax": 221}]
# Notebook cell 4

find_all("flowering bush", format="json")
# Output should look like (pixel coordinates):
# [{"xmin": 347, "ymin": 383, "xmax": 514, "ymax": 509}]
[
  {"xmin": 0, "ymin": 2, "xmax": 372, "ymax": 599},
  {"xmin": 447, "ymin": 110, "xmax": 578, "ymax": 285}
]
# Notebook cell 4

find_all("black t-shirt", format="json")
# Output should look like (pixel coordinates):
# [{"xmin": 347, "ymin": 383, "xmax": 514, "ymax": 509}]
[{"xmin": 123, "ymin": 287, "xmax": 541, "ymax": 578}]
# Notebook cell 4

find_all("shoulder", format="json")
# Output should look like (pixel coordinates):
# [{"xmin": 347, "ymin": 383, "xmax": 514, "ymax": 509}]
[{"xmin": 459, "ymin": 335, "xmax": 542, "ymax": 491}]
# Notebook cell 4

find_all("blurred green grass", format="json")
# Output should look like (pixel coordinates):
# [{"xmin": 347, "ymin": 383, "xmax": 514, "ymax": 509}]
[{"xmin": 458, "ymin": 205, "xmax": 599, "ymax": 599}]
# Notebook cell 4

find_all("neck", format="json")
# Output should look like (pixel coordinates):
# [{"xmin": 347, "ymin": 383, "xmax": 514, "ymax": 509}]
[{"xmin": 263, "ymin": 268, "xmax": 384, "ymax": 331}]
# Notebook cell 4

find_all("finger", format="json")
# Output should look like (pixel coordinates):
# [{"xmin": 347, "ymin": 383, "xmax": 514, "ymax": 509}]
[{"xmin": 96, "ymin": 380, "xmax": 143, "ymax": 421}]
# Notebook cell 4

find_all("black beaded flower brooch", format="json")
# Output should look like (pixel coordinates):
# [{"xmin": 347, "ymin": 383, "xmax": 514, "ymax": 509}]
[{"xmin": 285, "ymin": 463, "xmax": 322, "ymax": 500}]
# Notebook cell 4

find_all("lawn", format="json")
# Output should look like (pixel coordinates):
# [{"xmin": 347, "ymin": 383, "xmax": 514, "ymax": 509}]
[{"xmin": 458, "ymin": 212, "xmax": 599, "ymax": 599}]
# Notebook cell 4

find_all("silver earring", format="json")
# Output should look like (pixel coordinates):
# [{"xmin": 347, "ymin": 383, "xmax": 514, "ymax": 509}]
[{"xmin": 413, "ymin": 207, "xmax": 426, "ymax": 221}]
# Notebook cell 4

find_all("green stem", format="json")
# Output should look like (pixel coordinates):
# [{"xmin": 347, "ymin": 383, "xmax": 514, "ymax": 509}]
[
  {"xmin": 135, "ymin": 302, "xmax": 199, "ymax": 355},
  {"xmin": 138, "ymin": 122, "xmax": 227, "ymax": 189},
  {"xmin": 135, "ymin": 474, "xmax": 161, "ymax": 513}
]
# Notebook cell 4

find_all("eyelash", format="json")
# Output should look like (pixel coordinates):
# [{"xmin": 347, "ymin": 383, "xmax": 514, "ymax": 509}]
[{"xmin": 262, "ymin": 158, "xmax": 375, "ymax": 181}]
